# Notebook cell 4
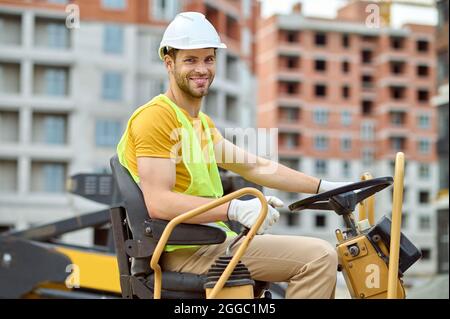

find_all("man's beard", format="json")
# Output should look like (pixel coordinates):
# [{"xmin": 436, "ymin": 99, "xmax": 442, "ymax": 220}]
[{"xmin": 174, "ymin": 69, "xmax": 214, "ymax": 98}]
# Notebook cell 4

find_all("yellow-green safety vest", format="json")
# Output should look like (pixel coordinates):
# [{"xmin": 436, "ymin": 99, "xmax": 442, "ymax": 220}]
[{"xmin": 117, "ymin": 94, "xmax": 237, "ymax": 252}]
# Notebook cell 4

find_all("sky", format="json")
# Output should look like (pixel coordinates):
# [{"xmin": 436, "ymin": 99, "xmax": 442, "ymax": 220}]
[{"xmin": 259, "ymin": 0, "xmax": 437, "ymax": 27}]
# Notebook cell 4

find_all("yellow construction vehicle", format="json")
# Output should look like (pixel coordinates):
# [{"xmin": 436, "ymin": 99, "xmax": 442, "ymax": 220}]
[{"xmin": 0, "ymin": 152, "xmax": 421, "ymax": 299}]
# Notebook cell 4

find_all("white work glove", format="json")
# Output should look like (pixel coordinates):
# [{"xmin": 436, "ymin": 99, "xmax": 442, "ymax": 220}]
[
  {"xmin": 227, "ymin": 196, "xmax": 284, "ymax": 235},
  {"xmin": 318, "ymin": 180, "xmax": 355, "ymax": 193}
]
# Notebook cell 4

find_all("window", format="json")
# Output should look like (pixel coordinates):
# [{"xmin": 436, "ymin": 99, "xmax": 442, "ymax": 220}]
[
  {"xmin": 342, "ymin": 61, "xmax": 350, "ymax": 73},
  {"xmin": 280, "ymin": 81, "xmax": 300, "ymax": 95},
  {"xmin": 417, "ymin": 114, "xmax": 430, "ymax": 129},
  {"xmin": 315, "ymin": 32, "xmax": 327, "ymax": 46},
  {"xmin": 315, "ymin": 214, "xmax": 327, "ymax": 228},
  {"xmin": 95, "ymin": 119, "xmax": 122, "ymax": 147},
  {"xmin": 0, "ymin": 110, "xmax": 19, "ymax": 143},
  {"xmin": 418, "ymin": 163, "xmax": 430, "ymax": 179},
  {"xmin": 390, "ymin": 37, "xmax": 404, "ymax": 50},
  {"xmin": 279, "ymin": 133, "xmax": 300, "ymax": 149},
  {"xmin": 0, "ymin": 160, "xmax": 17, "ymax": 193},
  {"xmin": 417, "ymin": 89, "xmax": 429, "ymax": 103},
  {"xmin": 286, "ymin": 56, "xmax": 300, "ymax": 69},
  {"xmin": 314, "ymin": 136, "xmax": 329, "ymax": 151},
  {"xmin": 287, "ymin": 82, "xmax": 299, "ymax": 94},
  {"xmin": 421, "ymin": 248, "xmax": 431, "ymax": 260},
  {"xmin": 342, "ymin": 161, "xmax": 351, "ymax": 178},
  {"xmin": 315, "ymin": 160, "xmax": 328, "ymax": 175},
  {"xmin": 390, "ymin": 111, "xmax": 406, "ymax": 126},
  {"xmin": 390, "ymin": 136, "xmax": 406, "ymax": 151},
  {"xmin": 419, "ymin": 191, "xmax": 430, "ymax": 204},
  {"xmin": 102, "ymin": 0, "xmax": 126, "ymax": 10},
  {"xmin": 419, "ymin": 215, "xmax": 431, "ymax": 230},
  {"xmin": 279, "ymin": 107, "xmax": 300, "ymax": 122},
  {"xmin": 390, "ymin": 86, "xmax": 406, "ymax": 100},
  {"xmin": 416, "ymin": 40, "xmax": 429, "ymax": 52},
  {"xmin": 342, "ymin": 34, "xmax": 350, "ymax": 48},
  {"xmin": 103, "ymin": 25, "xmax": 124, "ymax": 54},
  {"xmin": 45, "ymin": 68, "xmax": 66, "ymax": 96},
  {"xmin": 313, "ymin": 109, "xmax": 329, "ymax": 124},
  {"xmin": 361, "ymin": 122, "xmax": 375, "ymax": 141},
  {"xmin": 152, "ymin": 0, "xmax": 180, "ymax": 21},
  {"xmin": 315, "ymin": 84, "xmax": 327, "ymax": 97},
  {"xmin": 47, "ymin": 23, "xmax": 67, "ymax": 48},
  {"xmin": 417, "ymin": 65, "xmax": 429, "ymax": 77},
  {"xmin": 362, "ymin": 148, "xmax": 374, "ymax": 166},
  {"xmin": 418, "ymin": 139, "xmax": 431, "ymax": 154},
  {"xmin": 315, "ymin": 59, "xmax": 327, "ymax": 72},
  {"xmin": 43, "ymin": 115, "xmax": 66, "ymax": 144},
  {"xmin": 390, "ymin": 61, "xmax": 406, "ymax": 75},
  {"xmin": 342, "ymin": 85, "xmax": 350, "ymax": 99},
  {"xmin": 361, "ymin": 100, "xmax": 374, "ymax": 116},
  {"xmin": 341, "ymin": 111, "xmax": 352, "ymax": 126},
  {"xmin": 341, "ymin": 137, "xmax": 352, "ymax": 152},
  {"xmin": 43, "ymin": 163, "xmax": 65, "ymax": 193},
  {"xmin": 361, "ymin": 75, "xmax": 374, "ymax": 88},
  {"xmin": 102, "ymin": 72, "xmax": 123, "ymax": 101},
  {"xmin": 361, "ymin": 50, "xmax": 373, "ymax": 64},
  {"xmin": 286, "ymin": 31, "xmax": 299, "ymax": 43},
  {"xmin": 286, "ymin": 133, "xmax": 300, "ymax": 149}
]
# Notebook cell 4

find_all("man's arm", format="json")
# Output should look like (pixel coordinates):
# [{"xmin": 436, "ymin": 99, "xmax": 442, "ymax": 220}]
[
  {"xmin": 215, "ymin": 139, "xmax": 320, "ymax": 194},
  {"xmin": 137, "ymin": 157, "xmax": 229, "ymax": 223}
]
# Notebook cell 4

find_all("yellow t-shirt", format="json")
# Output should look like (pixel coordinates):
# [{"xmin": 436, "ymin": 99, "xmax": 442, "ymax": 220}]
[{"xmin": 124, "ymin": 95, "xmax": 224, "ymax": 193}]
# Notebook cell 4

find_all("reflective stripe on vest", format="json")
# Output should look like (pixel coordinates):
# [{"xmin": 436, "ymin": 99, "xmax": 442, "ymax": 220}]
[{"xmin": 116, "ymin": 95, "xmax": 237, "ymax": 252}]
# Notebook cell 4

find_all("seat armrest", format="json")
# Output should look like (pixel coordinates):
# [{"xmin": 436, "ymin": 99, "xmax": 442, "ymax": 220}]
[{"xmin": 148, "ymin": 219, "xmax": 227, "ymax": 245}]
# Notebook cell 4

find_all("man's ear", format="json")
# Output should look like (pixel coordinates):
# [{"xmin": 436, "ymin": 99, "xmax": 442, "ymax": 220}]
[{"xmin": 164, "ymin": 56, "xmax": 174, "ymax": 72}]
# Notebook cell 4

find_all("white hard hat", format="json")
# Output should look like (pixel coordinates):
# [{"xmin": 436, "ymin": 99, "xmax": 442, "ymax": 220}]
[{"xmin": 158, "ymin": 11, "xmax": 227, "ymax": 60}]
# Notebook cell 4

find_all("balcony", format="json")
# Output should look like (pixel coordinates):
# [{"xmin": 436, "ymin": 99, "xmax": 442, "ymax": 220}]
[
  {"xmin": 278, "ymin": 132, "xmax": 301, "ymax": 152},
  {"xmin": 0, "ymin": 13, "xmax": 22, "ymax": 47},
  {"xmin": 0, "ymin": 159, "xmax": 18, "ymax": 193},
  {"xmin": 0, "ymin": 62, "xmax": 21, "ymax": 95},
  {"xmin": 279, "ymin": 29, "xmax": 300, "ymax": 45},
  {"xmin": 34, "ymin": 17, "xmax": 71, "ymax": 50},
  {"xmin": 278, "ymin": 80, "xmax": 301, "ymax": 100},
  {"xmin": 278, "ymin": 106, "xmax": 301, "ymax": 125},
  {"xmin": 0, "ymin": 110, "xmax": 19, "ymax": 144},
  {"xmin": 278, "ymin": 55, "xmax": 301, "ymax": 73},
  {"xmin": 33, "ymin": 65, "xmax": 70, "ymax": 97},
  {"xmin": 32, "ymin": 112, "xmax": 68, "ymax": 146}
]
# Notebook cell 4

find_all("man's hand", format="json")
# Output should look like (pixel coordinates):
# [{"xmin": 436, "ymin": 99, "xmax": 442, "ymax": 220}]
[{"xmin": 227, "ymin": 196, "xmax": 284, "ymax": 234}]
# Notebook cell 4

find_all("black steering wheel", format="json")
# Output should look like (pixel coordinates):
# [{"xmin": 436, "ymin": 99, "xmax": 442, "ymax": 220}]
[{"xmin": 288, "ymin": 176, "xmax": 393, "ymax": 214}]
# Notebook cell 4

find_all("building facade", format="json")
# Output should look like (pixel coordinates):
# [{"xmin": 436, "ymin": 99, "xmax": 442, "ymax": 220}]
[
  {"xmin": 0, "ymin": 0, "xmax": 259, "ymax": 242},
  {"xmin": 257, "ymin": 2, "xmax": 439, "ymax": 275},
  {"xmin": 432, "ymin": 0, "xmax": 449, "ymax": 274}
]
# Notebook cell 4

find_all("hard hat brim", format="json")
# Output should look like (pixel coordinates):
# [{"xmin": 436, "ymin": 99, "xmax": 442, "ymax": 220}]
[{"xmin": 159, "ymin": 43, "xmax": 227, "ymax": 60}]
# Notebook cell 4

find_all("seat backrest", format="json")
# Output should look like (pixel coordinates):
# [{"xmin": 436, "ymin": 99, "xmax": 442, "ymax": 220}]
[{"xmin": 110, "ymin": 154, "xmax": 149, "ymax": 238}]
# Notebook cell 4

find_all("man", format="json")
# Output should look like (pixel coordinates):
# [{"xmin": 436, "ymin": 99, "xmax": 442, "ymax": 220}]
[{"xmin": 117, "ymin": 12, "xmax": 351, "ymax": 298}]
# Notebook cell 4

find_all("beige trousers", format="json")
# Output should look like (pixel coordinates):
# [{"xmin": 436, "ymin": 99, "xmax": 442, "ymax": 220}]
[{"xmin": 160, "ymin": 234, "xmax": 338, "ymax": 299}]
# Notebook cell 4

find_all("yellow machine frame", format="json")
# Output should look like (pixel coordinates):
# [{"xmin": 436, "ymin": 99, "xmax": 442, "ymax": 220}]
[{"xmin": 336, "ymin": 152, "xmax": 407, "ymax": 299}]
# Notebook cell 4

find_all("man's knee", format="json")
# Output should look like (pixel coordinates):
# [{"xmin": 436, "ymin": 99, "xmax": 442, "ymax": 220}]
[{"xmin": 314, "ymin": 239, "xmax": 338, "ymax": 274}]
